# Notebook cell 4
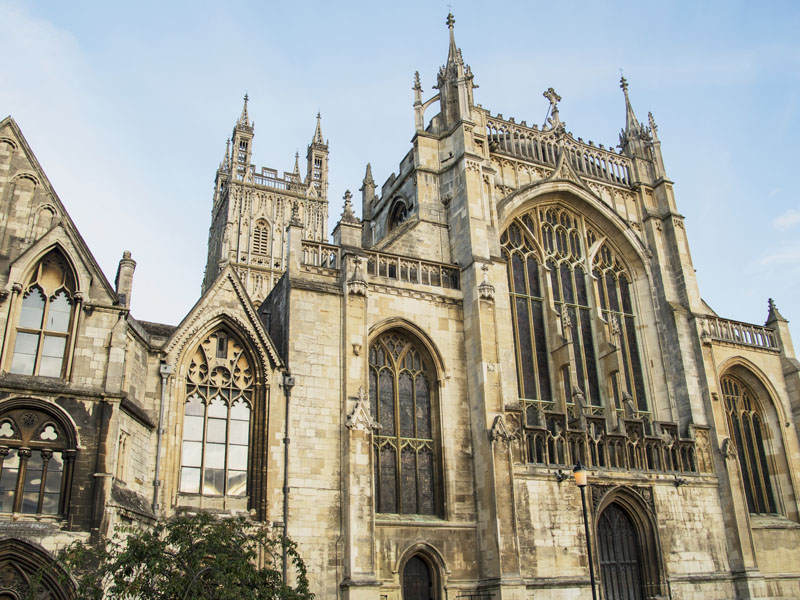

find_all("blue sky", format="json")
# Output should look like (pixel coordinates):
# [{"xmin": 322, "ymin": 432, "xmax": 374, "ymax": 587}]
[{"xmin": 1, "ymin": 0, "xmax": 799, "ymax": 340}]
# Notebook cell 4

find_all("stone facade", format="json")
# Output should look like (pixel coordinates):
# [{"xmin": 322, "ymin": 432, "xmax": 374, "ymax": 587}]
[{"xmin": 1, "ymin": 13, "xmax": 800, "ymax": 600}]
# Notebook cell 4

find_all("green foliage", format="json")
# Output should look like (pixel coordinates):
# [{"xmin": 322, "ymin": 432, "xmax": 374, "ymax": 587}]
[{"xmin": 52, "ymin": 513, "xmax": 313, "ymax": 600}]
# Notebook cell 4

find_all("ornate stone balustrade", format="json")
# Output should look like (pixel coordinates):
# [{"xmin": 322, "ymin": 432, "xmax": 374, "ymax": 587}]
[
  {"xmin": 701, "ymin": 315, "xmax": 778, "ymax": 350},
  {"xmin": 520, "ymin": 409, "xmax": 707, "ymax": 475},
  {"xmin": 486, "ymin": 115, "xmax": 633, "ymax": 187},
  {"xmin": 301, "ymin": 241, "xmax": 340, "ymax": 270},
  {"xmin": 251, "ymin": 167, "xmax": 302, "ymax": 191},
  {"xmin": 364, "ymin": 250, "xmax": 460, "ymax": 290}
]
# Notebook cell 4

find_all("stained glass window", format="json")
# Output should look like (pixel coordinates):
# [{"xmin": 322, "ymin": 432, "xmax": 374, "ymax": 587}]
[
  {"xmin": 591, "ymin": 237, "xmax": 647, "ymax": 413},
  {"xmin": 721, "ymin": 375, "xmax": 777, "ymax": 514},
  {"xmin": 180, "ymin": 330, "xmax": 253, "ymax": 497},
  {"xmin": 369, "ymin": 331, "xmax": 438, "ymax": 515},
  {"xmin": 10, "ymin": 251, "xmax": 76, "ymax": 378}
]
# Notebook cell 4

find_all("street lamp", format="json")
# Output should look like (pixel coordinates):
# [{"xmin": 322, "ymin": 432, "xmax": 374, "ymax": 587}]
[{"xmin": 573, "ymin": 461, "xmax": 598, "ymax": 600}]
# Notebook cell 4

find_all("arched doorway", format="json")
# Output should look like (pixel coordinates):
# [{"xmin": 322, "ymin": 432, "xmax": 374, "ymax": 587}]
[
  {"xmin": 402, "ymin": 555, "xmax": 433, "ymax": 600},
  {"xmin": 597, "ymin": 503, "xmax": 644, "ymax": 600}
]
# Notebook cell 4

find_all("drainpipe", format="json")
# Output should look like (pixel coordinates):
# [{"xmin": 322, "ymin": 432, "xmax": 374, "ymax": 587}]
[
  {"xmin": 153, "ymin": 361, "xmax": 172, "ymax": 513},
  {"xmin": 281, "ymin": 372, "xmax": 296, "ymax": 582}
]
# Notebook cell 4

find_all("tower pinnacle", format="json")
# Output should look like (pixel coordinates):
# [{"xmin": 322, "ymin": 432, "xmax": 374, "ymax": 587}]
[
  {"xmin": 313, "ymin": 112, "xmax": 324, "ymax": 145},
  {"xmin": 238, "ymin": 93, "xmax": 251, "ymax": 129}
]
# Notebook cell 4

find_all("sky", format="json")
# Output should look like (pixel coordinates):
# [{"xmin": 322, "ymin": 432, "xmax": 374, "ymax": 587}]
[{"xmin": 1, "ymin": 0, "xmax": 799, "ymax": 340}]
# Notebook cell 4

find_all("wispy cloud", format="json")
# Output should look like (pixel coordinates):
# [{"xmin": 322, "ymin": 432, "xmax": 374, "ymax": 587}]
[
  {"xmin": 773, "ymin": 208, "xmax": 800, "ymax": 231},
  {"xmin": 758, "ymin": 239, "xmax": 800, "ymax": 266}
]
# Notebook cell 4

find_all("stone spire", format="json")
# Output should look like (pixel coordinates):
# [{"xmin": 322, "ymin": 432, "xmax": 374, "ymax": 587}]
[
  {"xmin": 446, "ymin": 12, "xmax": 458, "ymax": 67},
  {"xmin": 237, "ymin": 93, "xmax": 253, "ymax": 132},
  {"xmin": 221, "ymin": 139, "xmax": 230, "ymax": 172},
  {"xmin": 618, "ymin": 75, "xmax": 649, "ymax": 158},
  {"xmin": 360, "ymin": 163, "xmax": 376, "ymax": 221},
  {"xmin": 312, "ymin": 112, "xmax": 325, "ymax": 145},
  {"xmin": 293, "ymin": 151, "xmax": 300, "ymax": 177}
]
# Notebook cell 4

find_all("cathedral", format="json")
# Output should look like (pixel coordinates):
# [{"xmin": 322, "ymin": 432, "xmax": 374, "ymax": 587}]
[{"xmin": 1, "ymin": 13, "xmax": 800, "ymax": 600}]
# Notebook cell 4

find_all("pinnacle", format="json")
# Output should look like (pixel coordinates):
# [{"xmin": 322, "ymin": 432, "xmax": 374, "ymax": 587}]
[{"xmin": 312, "ymin": 112, "xmax": 324, "ymax": 145}]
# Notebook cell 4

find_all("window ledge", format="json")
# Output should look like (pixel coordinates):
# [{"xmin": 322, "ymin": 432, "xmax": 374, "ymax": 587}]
[
  {"xmin": 375, "ymin": 513, "xmax": 456, "ymax": 527},
  {"xmin": 750, "ymin": 513, "xmax": 800, "ymax": 529}
]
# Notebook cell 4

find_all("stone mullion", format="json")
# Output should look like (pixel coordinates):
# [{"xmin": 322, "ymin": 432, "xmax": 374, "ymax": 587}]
[
  {"xmin": 38, "ymin": 449, "xmax": 52, "ymax": 514},
  {"xmin": 13, "ymin": 448, "xmax": 30, "ymax": 513},
  {"xmin": 60, "ymin": 449, "xmax": 75, "ymax": 518}
]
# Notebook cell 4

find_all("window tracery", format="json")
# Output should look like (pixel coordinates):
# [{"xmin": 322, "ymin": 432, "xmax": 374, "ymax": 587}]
[
  {"xmin": 8, "ymin": 250, "xmax": 76, "ymax": 378},
  {"xmin": 721, "ymin": 375, "xmax": 777, "ymax": 514},
  {"xmin": 180, "ymin": 329, "xmax": 253, "ymax": 497},
  {"xmin": 590, "ymin": 231, "xmax": 647, "ymax": 416},
  {"xmin": 0, "ymin": 404, "xmax": 75, "ymax": 516},
  {"xmin": 369, "ymin": 331, "xmax": 438, "ymax": 515},
  {"xmin": 502, "ymin": 204, "xmax": 654, "ymax": 466}
]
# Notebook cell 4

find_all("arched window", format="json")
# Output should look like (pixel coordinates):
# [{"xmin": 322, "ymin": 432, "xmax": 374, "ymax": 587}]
[
  {"xmin": 721, "ymin": 375, "xmax": 777, "ymax": 514},
  {"xmin": 590, "ymin": 233, "xmax": 647, "ymax": 414},
  {"xmin": 0, "ymin": 402, "xmax": 76, "ymax": 516},
  {"xmin": 0, "ymin": 538, "xmax": 73, "ymax": 599},
  {"xmin": 501, "ymin": 204, "xmax": 651, "ymax": 444},
  {"xmin": 252, "ymin": 220, "xmax": 270, "ymax": 255},
  {"xmin": 8, "ymin": 250, "xmax": 76, "ymax": 378},
  {"xmin": 369, "ymin": 331, "xmax": 439, "ymax": 515},
  {"xmin": 180, "ymin": 329, "xmax": 253, "ymax": 497},
  {"xmin": 389, "ymin": 201, "xmax": 410, "ymax": 231}
]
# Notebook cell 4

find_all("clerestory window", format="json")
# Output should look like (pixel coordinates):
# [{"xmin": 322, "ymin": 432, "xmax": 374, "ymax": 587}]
[
  {"xmin": 369, "ymin": 331, "xmax": 439, "ymax": 515},
  {"xmin": 8, "ymin": 250, "xmax": 76, "ymax": 378},
  {"xmin": 180, "ymin": 329, "xmax": 253, "ymax": 497}
]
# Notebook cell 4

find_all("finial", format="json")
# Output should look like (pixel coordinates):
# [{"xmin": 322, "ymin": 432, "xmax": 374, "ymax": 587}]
[
  {"xmin": 767, "ymin": 298, "xmax": 788, "ymax": 323},
  {"xmin": 619, "ymin": 70, "xmax": 628, "ymax": 94},
  {"xmin": 363, "ymin": 162, "xmax": 374, "ymax": 185},
  {"xmin": 413, "ymin": 71, "xmax": 422, "ymax": 91},
  {"xmin": 293, "ymin": 151, "xmax": 300, "ymax": 176},
  {"xmin": 446, "ymin": 12, "xmax": 455, "ymax": 29},
  {"xmin": 341, "ymin": 190, "xmax": 360, "ymax": 224},
  {"xmin": 543, "ymin": 87, "xmax": 563, "ymax": 131}
]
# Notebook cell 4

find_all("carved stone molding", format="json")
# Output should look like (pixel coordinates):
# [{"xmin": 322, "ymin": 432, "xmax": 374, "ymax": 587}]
[
  {"xmin": 346, "ymin": 387, "xmax": 379, "ymax": 432},
  {"xmin": 478, "ymin": 263, "xmax": 495, "ymax": 301}
]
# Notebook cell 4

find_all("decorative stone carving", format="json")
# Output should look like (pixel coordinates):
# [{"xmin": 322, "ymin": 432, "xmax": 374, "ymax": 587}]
[
  {"xmin": 340, "ymin": 190, "xmax": 360, "ymax": 225},
  {"xmin": 694, "ymin": 428, "xmax": 713, "ymax": 473},
  {"xmin": 347, "ymin": 256, "xmax": 368, "ymax": 296},
  {"xmin": 721, "ymin": 437, "xmax": 738, "ymax": 461},
  {"xmin": 478, "ymin": 263, "xmax": 495, "ymax": 301},
  {"xmin": 346, "ymin": 387, "xmax": 379, "ymax": 431},
  {"xmin": 489, "ymin": 414, "xmax": 511, "ymax": 444}
]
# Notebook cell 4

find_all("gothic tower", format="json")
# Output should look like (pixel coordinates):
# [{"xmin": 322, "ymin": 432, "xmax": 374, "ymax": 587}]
[{"xmin": 202, "ymin": 96, "xmax": 330, "ymax": 303}]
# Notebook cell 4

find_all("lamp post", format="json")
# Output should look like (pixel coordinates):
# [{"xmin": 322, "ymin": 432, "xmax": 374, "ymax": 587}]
[{"xmin": 573, "ymin": 461, "xmax": 598, "ymax": 600}]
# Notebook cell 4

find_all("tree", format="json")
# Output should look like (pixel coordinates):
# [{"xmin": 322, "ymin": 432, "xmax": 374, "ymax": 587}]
[{"xmin": 48, "ymin": 513, "xmax": 313, "ymax": 600}]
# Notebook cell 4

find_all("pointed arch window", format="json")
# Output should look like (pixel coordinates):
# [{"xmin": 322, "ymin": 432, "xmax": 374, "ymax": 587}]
[
  {"xmin": 8, "ymin": 250, "xmax": 77, "ymax": 378},
  {"xmin": 0, "ymin": 403, "xmax": 76, "ymax": 516},
  {"xmin": 369, "ymin": 331, "xmax": 439, "ymax": 515},
  {"xmin": 501, "ymin": 204, "xmax": 651, "ymax": 448},
  {"xmin": 180, "ymin": 330, "xmax": 253, "ymax": 497},
  {"xmin": 721, "ymin": 375, "xmax": 777, "ymax": 514}
]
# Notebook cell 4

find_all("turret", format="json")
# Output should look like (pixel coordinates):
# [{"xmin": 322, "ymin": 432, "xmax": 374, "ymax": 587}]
[
  {"xmin": 306, "ymin": 113, "xmax": 329, "ymax": 200},
  {"xmin": 114, "ymin": 250, "xmax": 136, "ymax": 308}
]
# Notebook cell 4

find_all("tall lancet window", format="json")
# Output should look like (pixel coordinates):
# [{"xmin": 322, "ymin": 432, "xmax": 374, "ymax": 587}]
[
  {"xmin": 9, "ymin": 250, "xmax": 76, "ymax": 378},
  {"xmin": 501, "ymin": 223, "xmax": 552, "ymax": 410},
  {"xmin": 590, "ymin": 232, "xmax": 647, "ymax": 414},
  {"xmin": 369, "ymin": 331, "xmax": 439, "ymax": 515},
  {"xmin": 539, "ymin": 207, "xmax": 601, "ymax": 409},
  {"xmin": 180, "ymin": 330, "xmax": 253, "ymax": 497},
  {"xmin": 721, "ymin": 375, "xmax": 777, "ymax": 514}
]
